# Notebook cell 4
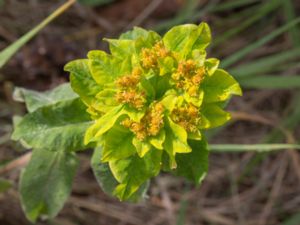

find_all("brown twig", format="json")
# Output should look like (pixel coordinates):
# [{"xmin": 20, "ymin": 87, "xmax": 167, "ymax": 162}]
[
  {"xmin": 156, "ymin": 177, "xmax": 176, "ymax": 225},
  {"xmin": 69, "ymin": 196, "xmax": 144, "ymax": 225},
  {"xmin": 0, "ymin": 152, "xmax": 31, "ymax": 175},
  {"xmin": 258, "ymin": 153, "xmax": 288, "ymax": 225},
  {"xmin": 124, "ymin": 0, "xmax": 163, "ymax": 30}
]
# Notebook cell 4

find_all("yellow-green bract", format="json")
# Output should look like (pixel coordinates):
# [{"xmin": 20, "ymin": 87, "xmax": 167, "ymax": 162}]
[{"xmin": 65, "ymin": 22, "xmax": 242, "ymax": 201}]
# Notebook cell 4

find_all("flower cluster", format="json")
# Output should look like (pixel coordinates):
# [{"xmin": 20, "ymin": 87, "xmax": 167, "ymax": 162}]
[
  {"xmin": 141, "ymin": 41, "xmax": 170, "ymax": 69},
  {"xmin": 172, "ymin": 60, "xmax": 205, "ymax": 96},
  {"xmin": 115, "ymin": 68, "xmax": 146, "ymax": 110},
  {"xmin": 121, "ymin": 102, "xmax": 164, "ymax": 141},
  {"xmin": 65, "ymin": 23, "xmax": 242, "ymax": 201}
]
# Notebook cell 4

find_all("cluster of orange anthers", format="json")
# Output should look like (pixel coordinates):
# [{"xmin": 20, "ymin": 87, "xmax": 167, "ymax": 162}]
[
  {"xmin": 141, "ymin": 41, "xmax": 170, "ymax": 69},
  {"xmin": 171, "ymin": 104, "xmax": 200, "ymax": 133},
  {"xmin": 172, "ymin": 60, "xmax": 205, "ymax": 97},
  {"xmin": 115, "ymin": 68, "xmax": 146, "ymax": 110},
  {"xmin": 121, "ymin": 102, "xmax": 165, "ymax": 141}
]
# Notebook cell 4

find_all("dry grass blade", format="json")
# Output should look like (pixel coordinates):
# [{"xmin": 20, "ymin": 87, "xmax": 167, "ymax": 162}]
[
  {"xmin": 69, "ymin": 197, "xmax": 144, "ymax": 225},
  {"xmin": 258, "ymin": 153, "xmax": 288, "ymax": 225},
  {"xmin": 0, "ymin": 152, "xmax": 31, "ymax": 175}
]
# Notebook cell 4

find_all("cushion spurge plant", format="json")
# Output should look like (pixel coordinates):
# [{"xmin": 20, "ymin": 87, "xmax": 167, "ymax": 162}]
[
  {"xmin": 65, "ymin": 22, "xmax": 242, "ymax": 200},
  {"xmin": 12, "ymin": 22, "xmax": 241, "ymax": 221}
]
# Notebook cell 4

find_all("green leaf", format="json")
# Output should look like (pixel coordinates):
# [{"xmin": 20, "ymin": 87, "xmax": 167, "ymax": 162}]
[
  {"xmin": 104, "ymin": 39, "xmax": 135, "ymax": 59},
  {"xmin": 92, "ymin": 89, "xmax": 118, "ymax": 113},
  {"xmin": 120, "ymin": 27, "xmax": 151, "ymax": 40},
  {"xmin": 101, "ymin": 126, "xmax": 136, "ymax": 162},
  {"xmin": 91, "ymin": 147, "xmax": 119, "ymax": 195},
  {"xmin": 91, "ymin": 147, "xmax": 149, "ymax": 202},
  {"xmin": 84, "ymin": 105, "xmax": 124, "ymax": 144},
  {"xmin": 120, "ymin": 27, "xmax": 161, "ymax": 55},
  {"xmin": 85, "ymin": 105, "xmax": 147, "ymax": 144},
  {"xmin": 110, "ymin": 150, "xmax": 161, "ymax": 200},
  {"xmin": 140, "ymin": 77, "xmax": 155, "ymax": 100},
  {"xmin": 168, "ymin": 118, "xmax": 191, "ymax": 153},
  {"xmin": 20, "ymin": 149, "xmax": 79, "ymax": 222},
  {"xmin": 164, "ymin": 118, "xmax": 192, "ymax": 168},
  {"xmin": 12, "ymin": 116, "xmax": 32, "ymax": 149},
  {"xmin": 149, "ymin": 129, "xmax": 165, "ymax": 150},
  {"xmin": 202, "ymin": 69, "xmax": 242, "ymax": 103},
  {"xmin": 163, "ymin": 24, "xmax": 198, "ymax": 58},
  {"xmin": 161, "ymin": 90, "xmax": 179, "ymax": 111},
  {"xmin": 205, "ymin": 58, "xmax": 219, "ymax": 76},
  {"xmin": 123, "ymin": 106, "xmax": 146, "ymax": 122},
  {"xmin": 188, "ymin": 130, "xmax": 202, "ymax": 140},
  {"xmin": 0, "ymin": 178, "xmax": 12, "ymax": 193},
  {"xmin": 132, "ymin": 137, "xmax": 152, "ymax": 157},
  {"xmin": 163, "ymin": 23, "xmax": 211, "ymax": 59},
  {"xmin": 87, "ymin": 50, "xmax": 129, "ymax": 85},
  {"xmin": 64, "ymin": 59, "xmax": 102, "ymax": 105},
  {"xmin": 200, "ymin": 104, "xmax": 231, "ymax": 129},
  {"xmin": 158, "ymin": 56, "xmax": 175, "ymax": 76},
  {"xmin": 12, "ymin": 98, "xmax": 92, "ymax": 151},
  {"xmin": 120, "ymin": 27, "xmax": 161, "ymax": 43},
  {"xmin": 191, "ymin": 22, "xmax": 211, "ymax": 51},
  {"xmin": 136, "ymin": 33, "xmax": 162, "ymax": 54},
  {"xmin": 183, "ymin": 90, "xmax": 204, "ymax": 107},
  {"xmin": 13, "ymin": 83, "xmax": 77, "ymax": 112},
  {"xmin": 174, "ymin": 139, "xmax": 208, "ymax": 184},
  {"xmin": 191, "ymin": 49, "xmax": 207, "ymax": 66}
]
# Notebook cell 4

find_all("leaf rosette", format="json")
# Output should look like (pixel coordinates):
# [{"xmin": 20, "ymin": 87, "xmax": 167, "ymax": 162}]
[{"xmin": 64, "ymin": 22, "xmax": 242, "ymax": 200}]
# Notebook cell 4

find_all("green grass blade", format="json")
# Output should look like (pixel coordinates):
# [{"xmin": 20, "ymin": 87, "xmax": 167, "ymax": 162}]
[
  {"xmin": 192, "ymin": 0, "xmax": 262, "ymax": 25},
  {"xmin": 176, "ymin": 184, "xmax": 191, "ymax": 225},
  {"xmin": 239, "ymin": 75, "xmax": 300, "ymax": 89},
  {"xmin": 0, "ymin": 0, "xmax": 76, "ymax": 69},
  {"xmin": 230, "ymin": 48, "xmax": 300, "ymax": 77},
  {"xmin": 212, "ymin": 0, "xmax": 260, "ymax": 12},
  {"xmin": 221, "ymin": 17, "xmax": 300, "ymax": 68},
  {"xmin": 154, "ymin": 0, "xmax": 262, "ymax": 33},
  {"xmin": 213, "ymin": 0, "xmax": 281, "ymax": 47},
  {"xmin": 283, "ymin": 0, "xmax": 300, "ymax": 47},
  {"xmin": 281, "ymin": 213, "xmax": 300, "ymax": 225},
  {"xmin": 78, "ymin": 0, "xmax": 114, "ymax": 6},
  {"xmin": 154, "ymin": 0, "xmax": 217, "ymax": 32},
  {"xmin": 210, "ymin": 144, "xmax": 300, "ymax": 153},
  {"xmin": 278, "ymin": 92, "xmax": 300, "ymax": 130},
  {"xmin": 265, "ymin": 91, "xmax": 300, "ymax": 142}
]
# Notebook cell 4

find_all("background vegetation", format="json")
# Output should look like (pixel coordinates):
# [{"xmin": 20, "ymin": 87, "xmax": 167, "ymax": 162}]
[{"xmin": 0, "ymin": 0, "xmax": 299, "ymax": 224}]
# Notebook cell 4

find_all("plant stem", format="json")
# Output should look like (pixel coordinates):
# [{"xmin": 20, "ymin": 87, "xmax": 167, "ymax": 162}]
[
  {"xmin": 0, "ymin": 0, "xmax": 76, "ymax": 68},
  {"xmin": 210, "ymin": 144, "xmax": 300, "ymax": 152}
]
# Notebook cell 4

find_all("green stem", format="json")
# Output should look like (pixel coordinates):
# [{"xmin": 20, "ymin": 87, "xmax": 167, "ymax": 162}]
[
  {"xmin": 210, "ymin": 144, "xmax": 300, "ymax": 152},
  {"xmin": 0, "ymin": 0, "xmax": 76, "ymax": 68}
]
